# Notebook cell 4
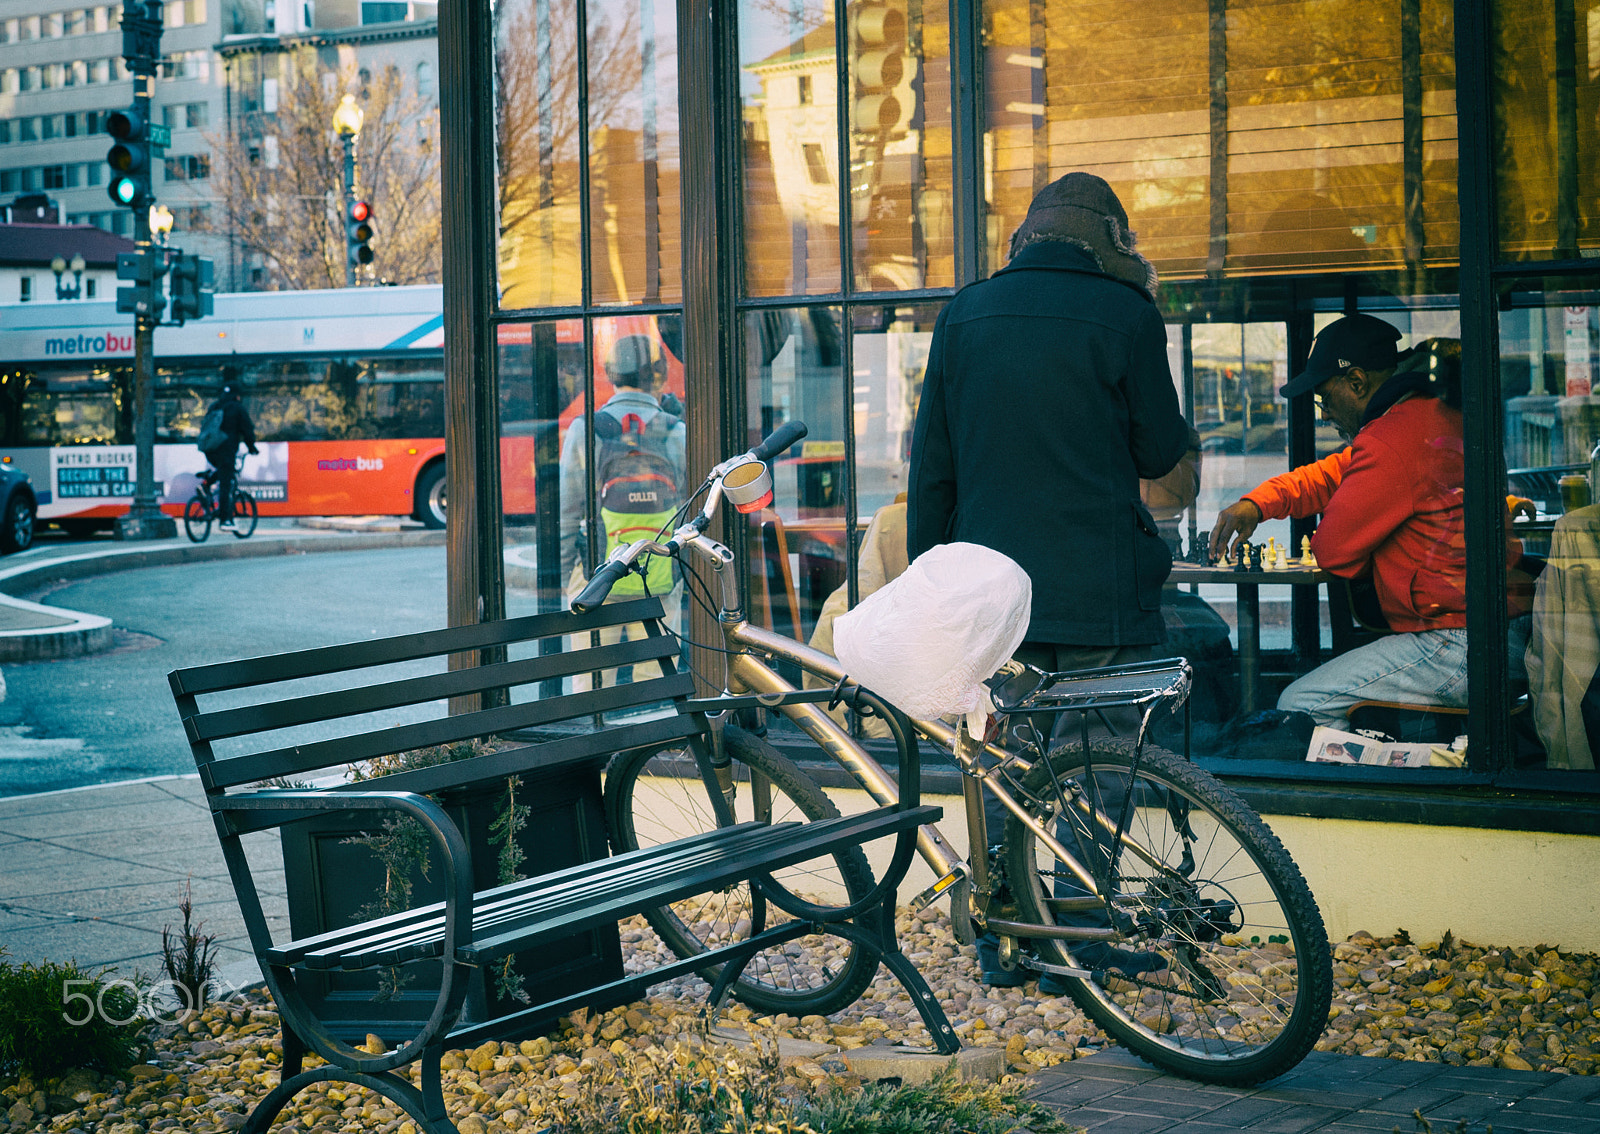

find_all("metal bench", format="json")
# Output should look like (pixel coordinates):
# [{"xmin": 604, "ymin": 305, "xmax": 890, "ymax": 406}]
[{"xmin": 169, "ymin": 596, "xmax": 955, "ymax": 1134}]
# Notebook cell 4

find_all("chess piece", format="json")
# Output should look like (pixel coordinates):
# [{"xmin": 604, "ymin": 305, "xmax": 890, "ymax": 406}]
[
  {"xmin": 1300, "ymin": 535, "xmax": 1314, "ymax": 565},
  {"xmin": 1234, "ymin": 540, "xmax": 1250, "ymax": 572},
  {"xmin": 1266, "ymin": 536, "xmax": 1278, "ymax": 564},
  {"xmin": 1276, "ymin": 546, "xmax": 1288, "ymax": 570},
  {"xmin": 1250, "ymin": 541, "xmax": 1264, "ymax": 571}
]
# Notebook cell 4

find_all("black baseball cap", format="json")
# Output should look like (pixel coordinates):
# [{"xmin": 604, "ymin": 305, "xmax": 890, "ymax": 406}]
[{"xmin": 1280, "ymin": 314, "xmax": 1403, "ymax": 398}]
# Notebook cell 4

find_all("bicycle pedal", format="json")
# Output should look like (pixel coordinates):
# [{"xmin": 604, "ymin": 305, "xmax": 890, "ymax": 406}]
[{"xmin": 909, "ymin": 865, "xmax": 969, "ymax": 912}]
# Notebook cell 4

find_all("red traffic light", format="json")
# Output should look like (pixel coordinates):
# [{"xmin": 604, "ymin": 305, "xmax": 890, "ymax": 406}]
[{"xmin": 348, "ymin": 200, "xmax": 371, "ymax": 223}]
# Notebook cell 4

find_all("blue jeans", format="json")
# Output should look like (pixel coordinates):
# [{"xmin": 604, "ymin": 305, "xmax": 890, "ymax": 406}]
[{"xmin": 1278, "ymin": 618, "xmax": 1531, "ymax": 728}]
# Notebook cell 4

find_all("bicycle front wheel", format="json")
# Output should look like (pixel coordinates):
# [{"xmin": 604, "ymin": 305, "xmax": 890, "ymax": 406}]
[
  {"xmin": 604, "ymin": 724, "xmax": 878, "ymax": 1016},
  {"xmin": 1004, "ymin": 739, "xmax": 1331, "ymax": 1085},
  {"xmin": 183, "ymin": 494, "xmax": 212, "ymax": 543},
  {"xmin": 231, "ymin": 490, "xmax": 258, "ymax": 538}
]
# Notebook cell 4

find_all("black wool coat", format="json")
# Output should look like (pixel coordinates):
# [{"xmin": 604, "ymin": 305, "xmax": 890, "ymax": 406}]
[{"xmin": 907, "ymin": 241, "xmax": 1190, "ymax": 646}]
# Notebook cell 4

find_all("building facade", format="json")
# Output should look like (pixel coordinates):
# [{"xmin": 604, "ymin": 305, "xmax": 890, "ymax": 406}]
[
  {"xmin": 0, "ymin": 191, "xmax": 135, "ymax": 303},
  {"xmin": 433, "ymin": 0, "xmax": 1600, "ymax": 946}
]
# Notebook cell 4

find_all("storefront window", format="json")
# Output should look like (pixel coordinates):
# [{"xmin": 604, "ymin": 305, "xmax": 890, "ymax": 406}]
[
  {"xmin": 980, "ymin": 0, "xmax": 1459, "ymax": 281},
  {"xmin": 1500, "ymin": 283, "xmax": 1599, "ymax": 772},
  {"xmin": 586, "ymin": 0, "xmax": 682, "ymax": 305},
  {"xmin": 739, "ymin": 0, "xmax": 841, "ymax": 296},
  {"xmin": 495, "ymin": 0, "xmax": 584, "ymax": 308},
  {"xmin": 847, "ymin": 0, "xmax": 954, "ymax": 291},
  {"xmin": 1493, "ymin": 1, "xmax": 1600, "ymax": 262}
]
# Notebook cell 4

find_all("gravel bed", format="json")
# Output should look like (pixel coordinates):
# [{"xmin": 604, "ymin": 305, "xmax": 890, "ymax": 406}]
[{"xmin": 2, "ymin": 916, "xmax": 1595, "ymax": 1133}]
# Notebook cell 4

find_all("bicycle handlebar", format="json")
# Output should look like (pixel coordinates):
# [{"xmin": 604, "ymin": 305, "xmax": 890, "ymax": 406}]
[
  {"xmin": 571, "ymin": 557, "xmax": 634, "ymax": 614},
  {"xmin": 749, "ymin": 420, "xmax": 808, "ymax": 463}
]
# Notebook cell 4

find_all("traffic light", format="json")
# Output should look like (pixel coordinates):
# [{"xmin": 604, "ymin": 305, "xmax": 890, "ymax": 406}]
[
  {"xmin": 106, "ymin": 108, "xmax": 151, "ymax": 208},
  {"xmin": 115, "ymin": 249, "xmax": 167, "ymax": 318},
  {"xmin": 168, "ymin": 254, "xmax": 214, "ymax": 324},
  {"xmin": 346, "ymin": 200, "xmax": 374, "ymax": 268},
  {"xmin": 852, "ymin": 5, "xmax": 909, "ymax": 137}
]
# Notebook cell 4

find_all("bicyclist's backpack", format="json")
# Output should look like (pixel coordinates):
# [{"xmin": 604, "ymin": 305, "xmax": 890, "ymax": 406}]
[
  {"xmin": 196, "ymin": 407, "xmax": 228, "ymax": 452},
  {"xmin": 594, "ymin": 408, "xmax": 681, "ymax": 597}
]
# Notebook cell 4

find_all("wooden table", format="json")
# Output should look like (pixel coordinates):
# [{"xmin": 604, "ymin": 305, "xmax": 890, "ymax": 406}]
[{"xmin": 1168, "ymin": 562, "xmax": 1330, "ymax": 714}]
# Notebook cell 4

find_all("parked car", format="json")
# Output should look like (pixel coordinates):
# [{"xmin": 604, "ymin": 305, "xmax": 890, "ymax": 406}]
[{"xmin": 0, "ymin": 466, "xmax": 36, "ymax": 553}]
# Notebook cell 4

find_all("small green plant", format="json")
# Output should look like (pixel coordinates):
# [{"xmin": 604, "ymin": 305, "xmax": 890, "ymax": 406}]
[
  {"xmin": 160, "ymin": 877, "xmax": 220, "ymax": 1018},
  {"xmin": 0, "ymin": 953, "xmax": 143, "ymax": 1079},
  {"xmin": 1394, "ymin": 1110, "xmax": 1491, "ymax": 1134},
  {"xmin": 798, "ymin": 1066, "xmax": 1079, "ymax": 1134},
  {"xmin": 488, "ymin": 773, "xmax": 532, "ymax": 1005}
]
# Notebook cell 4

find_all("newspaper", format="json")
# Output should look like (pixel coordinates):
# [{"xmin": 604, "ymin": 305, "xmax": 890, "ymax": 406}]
[{"xmin": 1304, "ymin": 725, "xmax": 1446, "ymax": 768}]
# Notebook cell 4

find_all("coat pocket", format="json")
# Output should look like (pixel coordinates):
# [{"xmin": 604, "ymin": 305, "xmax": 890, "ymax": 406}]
[{"xmin": 1131, "ymin": 501, "xmax": 1171, "ymax": 612}]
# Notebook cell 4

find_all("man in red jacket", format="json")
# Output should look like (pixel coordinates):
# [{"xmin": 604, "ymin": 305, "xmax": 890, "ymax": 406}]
[{"xmin": 1210, "ymin": 315, "xmax": 1525, "ymax": 727}]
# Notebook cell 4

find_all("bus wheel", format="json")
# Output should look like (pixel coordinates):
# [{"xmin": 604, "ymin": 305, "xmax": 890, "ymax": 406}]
[{"xmin": 414, "ymin": 463, "xmax": 447, "ymax": 529}]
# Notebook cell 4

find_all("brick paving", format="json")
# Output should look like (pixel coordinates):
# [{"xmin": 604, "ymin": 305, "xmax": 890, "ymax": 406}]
[{"xmin": 1027, "ymin": 1048, "xmax": 1600, "ymax": 1133}]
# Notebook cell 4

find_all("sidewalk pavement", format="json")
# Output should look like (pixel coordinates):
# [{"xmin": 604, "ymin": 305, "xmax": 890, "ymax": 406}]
[{"xmin": 1029, "ymin": 1046, "xmax": 1600, "ymax": 1133}]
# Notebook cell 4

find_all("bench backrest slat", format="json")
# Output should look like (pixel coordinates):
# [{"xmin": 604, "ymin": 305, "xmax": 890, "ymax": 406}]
[
  {"xmin": 202, "ymin": 670, "xmax": 694, "ymax": 789},
  {"xmin": 169, "ymin": 598, "xmax": 665, "ymax": 697},
  {"xmin": 187, "ymin": 634, "xmax": 678, "ymax": 743}
]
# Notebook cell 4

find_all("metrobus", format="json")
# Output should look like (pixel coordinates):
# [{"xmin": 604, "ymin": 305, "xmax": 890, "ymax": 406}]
[{"xmin": 0, "ymin": 287, "xmax": 682, "ymax": 531}]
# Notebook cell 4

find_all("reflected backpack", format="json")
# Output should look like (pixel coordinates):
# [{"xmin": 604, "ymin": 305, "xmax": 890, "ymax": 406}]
[
  {"xmin": 594, "ymin": 407, "xmax": 682, "ymax": 597},
  {"xmin": 196, "ymin": 407, "xmax": 228, "ymax": 452}
]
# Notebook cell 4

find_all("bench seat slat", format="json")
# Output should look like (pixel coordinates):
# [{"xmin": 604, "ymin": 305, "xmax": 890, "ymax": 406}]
[
  {"xmin": 188, "ymin": 635, "xmax": 680, "ymax": 742},
  {"xmin": 264, "ymin": 823, "xmax": 763, "ymax": 967},
  {"xmin": 202, "ymin": 671, "xmax": 693, "ymax": 788},
  {"xmin": 264, "ymin": 805, "xmax": 941, "ymax": 972},
  {"xmin": 169, "ymin": 599, "xmax": 668, "ymax": 697}
]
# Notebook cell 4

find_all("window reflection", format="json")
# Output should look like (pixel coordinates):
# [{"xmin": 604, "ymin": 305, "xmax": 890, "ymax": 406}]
[
  {"xmin": 981, "ymin": 0, "xmax": 1459, "ymax": 280},
  {"xmin": 1501, "ymin": 286, "xmax": 1600, "ymax": 771},
  {"xmin": 741, "ymin": 0, "xmax": 841, "ymax": 296},
  {"xmin": 586, "ymin": 0, "xmax": 682, "ymax": 304},
  {"xmin": 496, "ymin": 0, "xmax": 584, "ymax": 308}
]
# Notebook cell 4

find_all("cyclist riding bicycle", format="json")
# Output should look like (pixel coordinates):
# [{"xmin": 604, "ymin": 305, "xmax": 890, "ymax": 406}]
[{"xmin": 201, "ymin": 383, "xmax": 258, "ymax": 531}]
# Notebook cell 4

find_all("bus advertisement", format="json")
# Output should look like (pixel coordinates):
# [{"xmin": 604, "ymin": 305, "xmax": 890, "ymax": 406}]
[{"xmin": 0, "ymin": 286, "xmax": 683, "ymax": 530}]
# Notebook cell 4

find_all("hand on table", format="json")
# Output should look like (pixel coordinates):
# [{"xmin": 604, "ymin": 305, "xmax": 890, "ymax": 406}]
[{"xmin": 1209, "ymin": 499, "xmax": 1264, "ymax": 562}]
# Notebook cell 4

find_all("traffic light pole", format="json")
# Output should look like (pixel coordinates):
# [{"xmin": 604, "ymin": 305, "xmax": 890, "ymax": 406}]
[
  {"xmin": 341, "ymin": 132, "xmax": 357, "ymax": 288},
  {"xmin": 114, "ymin": 6, "xmax": 175, "ymax": 540}
]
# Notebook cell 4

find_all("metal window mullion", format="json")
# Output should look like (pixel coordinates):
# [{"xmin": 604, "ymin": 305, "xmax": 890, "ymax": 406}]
[
  {"xmin": 835, "ymin": 0, "xmax": 854, "ymax": 295},
  {"xmin": 1454, "ymin": 0, "xmax": 1511, "ymax": 773},
  {"xmin": 948, "ymin": 0, "xmax": 982, "ymax": 286}
]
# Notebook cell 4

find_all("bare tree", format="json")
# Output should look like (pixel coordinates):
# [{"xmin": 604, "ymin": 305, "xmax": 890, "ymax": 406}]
[{"xmin": 206, "ymin": 48, "xmax": 441, "ymax": 290}]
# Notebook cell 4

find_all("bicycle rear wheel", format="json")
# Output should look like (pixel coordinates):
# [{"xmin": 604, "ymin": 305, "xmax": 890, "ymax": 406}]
[
  {"xmin": 604, "ymin": 724, "xmax": 878, "ymax": 1016},
  {"xmin": 231, "ymin": 490, "xmax": 258, "ymax": 538},
  {"xmin": 183, "ymin": 495, "xmax": 212, "ymax": 543},
  {"xmin": 1004, "ymin": 738, "xmax": 1331, "ymax": 1085}
]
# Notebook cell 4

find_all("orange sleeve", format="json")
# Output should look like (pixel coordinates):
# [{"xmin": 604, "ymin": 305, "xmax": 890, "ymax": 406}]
[{"xmin": 1242, "ymin": 448, "xmax": 1353, "ymax": 522}]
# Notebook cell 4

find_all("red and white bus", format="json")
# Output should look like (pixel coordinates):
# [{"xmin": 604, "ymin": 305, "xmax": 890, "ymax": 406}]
[{"xmin": 0, "ymin": 287, "xmax": 682, "ymax": 531}]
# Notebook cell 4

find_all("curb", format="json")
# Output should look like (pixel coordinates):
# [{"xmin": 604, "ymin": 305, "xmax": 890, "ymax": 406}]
[{"xmin": 0, "ymin": 527, "xmax": 447, "ymax": 661}]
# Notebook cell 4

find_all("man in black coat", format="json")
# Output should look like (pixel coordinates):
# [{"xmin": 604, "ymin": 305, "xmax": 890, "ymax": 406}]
[
  {"xmin": 909, "ymin": 171, "xmax": 1190, "ymax": 663},
  {"xmin": 907, "ymin": 171, "xmax": 1190, "ymax": 989},
  {"xmin": 204, "ymin": 384, "xmax": 258, "ymax": 529}
]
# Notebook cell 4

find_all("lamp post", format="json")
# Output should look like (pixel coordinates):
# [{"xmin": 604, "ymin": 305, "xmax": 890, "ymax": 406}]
[
  {"xmin": 149, "ymin": 203, "xmax": 174, "ymax": 246},
  {"xmin": 50, "ymin": 254, "xmax": 87, "ymax": 300},
  {"xmin": 332, "ymin": 93, "xmax": 364, "ymax": 287}
]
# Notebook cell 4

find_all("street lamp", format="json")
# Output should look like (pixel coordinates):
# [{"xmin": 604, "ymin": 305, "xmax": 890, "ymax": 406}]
[
  {"xmin": 50, "ymin": 253, "xmax": 88, "ymax": 300},
  {"xmin": 149, "ymin": 204, "xmax": 174, "ymax": 245},
  {"xmin": 332, "ymin": 93, "xmax": 364, "ymax": 288}
]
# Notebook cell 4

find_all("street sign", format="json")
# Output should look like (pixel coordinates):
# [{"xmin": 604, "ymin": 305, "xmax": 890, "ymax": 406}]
[{"xmin": 148, "ymin": 123, "xmax": 171, "ymax": 148}]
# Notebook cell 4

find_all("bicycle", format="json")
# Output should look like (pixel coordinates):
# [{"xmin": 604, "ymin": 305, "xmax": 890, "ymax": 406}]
[
  {"xmin": 183, "ymin": 455, "xmax": 258, "ymax": 543},
  {"xmin": 573, "ymin": 420, "xmax": 1333, "ymax": 1085}
]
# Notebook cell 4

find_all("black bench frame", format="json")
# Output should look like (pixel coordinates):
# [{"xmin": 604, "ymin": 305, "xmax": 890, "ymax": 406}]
[{"xmin": 170, "ymin": 597, "xmax": 957, "ymax": 1134}]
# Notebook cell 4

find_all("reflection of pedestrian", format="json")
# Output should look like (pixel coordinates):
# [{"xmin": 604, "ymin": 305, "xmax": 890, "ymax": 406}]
[{"xmin": 203, "ymin": 384, "xmax": 257, "ymax": 530}]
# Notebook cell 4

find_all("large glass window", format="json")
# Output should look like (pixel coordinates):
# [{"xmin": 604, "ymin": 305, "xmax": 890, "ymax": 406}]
[{"xmin": 495, "ymin": 0, "xmax": 585, "ymax": 308}]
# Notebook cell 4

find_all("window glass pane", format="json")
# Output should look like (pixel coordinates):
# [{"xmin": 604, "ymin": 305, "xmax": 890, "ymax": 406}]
[
  {"xmin": 982, "ymin": 0, "xmax": 1459, "ymax": 282},
  {"xmin": 1493, "ymin": 2, "xmax": 1600, "ymax": 262},
  {"xmin": 742, "ymin": 306, "xmax": 845, "ymax": 660},
  {"xmin": 501, "ymin": 318, "xmax": 586, "ymax": 620},
  {"xmin": 586, "ymin": 0, "xmax": 681, "ymax": 304},
  {"xmin": 496, "ymin": 0, "xmax": 584, "ymax": 308},
  {"xmin": 1500, "ymin": 281, "xmax": 1598, "ymax": 772},
  {"xmin": 740, "ymin": 0, "xmax": 841, "ymax": 296},
  {"xmin": 847, "ymin": 0, "xmax": 953, "ymax": 291}
]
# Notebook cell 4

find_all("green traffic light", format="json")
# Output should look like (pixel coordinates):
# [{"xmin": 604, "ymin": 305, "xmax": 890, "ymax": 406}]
[{"xmin": 109, "ymin": 176, "xmax": 139, "ymax": 206}]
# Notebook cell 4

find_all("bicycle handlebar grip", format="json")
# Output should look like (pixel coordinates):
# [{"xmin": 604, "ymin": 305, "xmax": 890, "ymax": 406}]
[
  {"xmin": 571, "ymin": 559, "xmax": 631, "ymax": 614},
  {"xmin": 750, "ymin": 420, "xmax": 808, "ymax": 463}
]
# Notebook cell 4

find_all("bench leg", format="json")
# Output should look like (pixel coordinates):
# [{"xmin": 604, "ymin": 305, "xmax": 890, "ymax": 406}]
[
  {"xmin": 242, "ymin": 1064, "xmax": 457, "ymax": 1134},
  {"xmin": 821, "ymin": 900, "xmax": 962, "ymax": 1056}
]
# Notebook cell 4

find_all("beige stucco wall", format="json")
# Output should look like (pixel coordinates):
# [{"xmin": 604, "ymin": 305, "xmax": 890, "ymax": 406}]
[{"xmin": 817, "ymin": 787, "xmax": 1600, "ymax": 953}]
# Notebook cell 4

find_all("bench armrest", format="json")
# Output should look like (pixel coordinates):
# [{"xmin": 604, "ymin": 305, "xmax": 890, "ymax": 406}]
[{"xmin": 218, "ymin": 789, "xmax": 475, "ymax": 962}]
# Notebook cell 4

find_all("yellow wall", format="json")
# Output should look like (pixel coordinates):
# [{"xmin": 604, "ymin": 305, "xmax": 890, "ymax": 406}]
[{"xmin": 820, "ymin": 787, "xmax": 1600, "ymax": 953}]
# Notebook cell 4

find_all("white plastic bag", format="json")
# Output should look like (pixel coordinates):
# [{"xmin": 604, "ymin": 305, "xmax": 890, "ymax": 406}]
[{"xmin": 832, "ymin": 542, "xmax": 1032, "ymax": 724}]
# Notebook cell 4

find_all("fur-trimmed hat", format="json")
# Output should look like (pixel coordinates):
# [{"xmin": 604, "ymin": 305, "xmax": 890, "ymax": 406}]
[{"xmin": 1007, "ymin": 172, "xmax": 1157, "ymax": 296}]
